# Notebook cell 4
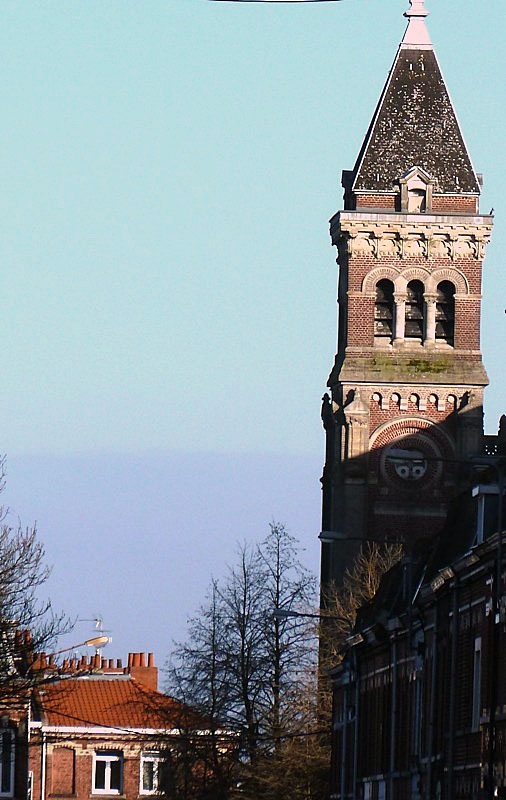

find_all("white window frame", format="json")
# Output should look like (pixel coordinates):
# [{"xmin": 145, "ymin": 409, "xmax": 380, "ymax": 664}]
[
  {"xmin": 0, "ymin": 729, "xmax": 15, "ymax": 798},
  {"xmin": 140, "ymin": 752, "xmax": 168, "ymax": 795},
  {"xmin": 93, "ymin": 751, "xmax": 123, "ymax": 795}
]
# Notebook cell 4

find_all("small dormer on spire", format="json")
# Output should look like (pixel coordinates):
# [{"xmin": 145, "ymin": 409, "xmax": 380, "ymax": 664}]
[{"xmin": 402, "ymin": 0, "xmax": 432, "ymax": 49}]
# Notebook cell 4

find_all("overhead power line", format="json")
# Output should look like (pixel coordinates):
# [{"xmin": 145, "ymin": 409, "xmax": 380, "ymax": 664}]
[{"xmin": 211, "ymin": 1, "xmax": 350, "ymax": 4}]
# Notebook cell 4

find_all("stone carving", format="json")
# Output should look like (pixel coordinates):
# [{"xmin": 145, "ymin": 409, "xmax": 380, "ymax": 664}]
[
  {"xmin": 378, "ymin": 235, "xmax": 400, "ymax": 257},
  {"xmin": 430, "ymin": 236, "xmax": 451, "ymax": 257},
  {"xmin": 453, "ymin": 237, "xmax": 475, "ymax": 258},
  {"xmin": 338, "ymin": 218, "xmax": 492, "ymax": 262},
  {"xmin": 404, "ymin": 236, "xmax": 426, "ymax": 257},
  {"xmin": 353, "ymin": 235, "xmax": 376, "ymax": 256}
]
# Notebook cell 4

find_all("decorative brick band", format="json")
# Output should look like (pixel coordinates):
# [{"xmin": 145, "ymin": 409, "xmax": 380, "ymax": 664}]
[{"xmin": 362, "ymin": 265, "xmax": 469, "ymax": 295}]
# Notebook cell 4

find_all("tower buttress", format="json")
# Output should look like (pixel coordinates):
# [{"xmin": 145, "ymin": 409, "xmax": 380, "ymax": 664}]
[{"xmin": 321, "ymin": 0, "xmax": 493, "ymax": 588}]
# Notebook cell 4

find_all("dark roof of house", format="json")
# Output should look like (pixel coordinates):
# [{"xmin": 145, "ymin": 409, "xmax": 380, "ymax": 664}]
[
  {"xmin": 354, "ymin": 489, "xmax": 480, "ymax": 633},
  {"xmin": 35, "ymin": 676, "xmax": 198, "ymax": 730},
  {"xmin": 352, "ymin": 47, "xmax": 479, "ymax": 195}
]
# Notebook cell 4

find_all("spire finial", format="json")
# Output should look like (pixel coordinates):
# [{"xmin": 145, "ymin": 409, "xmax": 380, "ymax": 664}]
[
  {"xmin": 402, "ymin": 0, "xmax": 431, "ymax": 48},
  {"xmin": 404, "ymin": 0, "xmax": 428, "ymax": 19}
]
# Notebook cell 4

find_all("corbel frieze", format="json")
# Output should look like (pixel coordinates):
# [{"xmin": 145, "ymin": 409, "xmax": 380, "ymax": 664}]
[{"xmin": 337, "ymin": 222, "xmax": 492, "ymax": 261}]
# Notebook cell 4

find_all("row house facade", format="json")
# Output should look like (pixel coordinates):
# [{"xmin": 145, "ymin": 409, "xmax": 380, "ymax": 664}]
[
  {"xmin": 330, "ymin": 432, "xmax": 506, "ymax": 800},
  {"xmin": 0, "ymin": 650, "xmax": 228, "ymax": 800}
]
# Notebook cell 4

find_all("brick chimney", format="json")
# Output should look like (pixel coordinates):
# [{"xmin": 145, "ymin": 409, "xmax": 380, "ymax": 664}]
[{"xmin": 126, "ymin": 652, "xmax": 158, "ymax": 691}]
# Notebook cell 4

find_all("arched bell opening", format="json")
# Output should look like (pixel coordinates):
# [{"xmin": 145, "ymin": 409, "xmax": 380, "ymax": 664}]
[{"xmin": 374, "ymin": 279, "xmax": 395, "ymax": 342}]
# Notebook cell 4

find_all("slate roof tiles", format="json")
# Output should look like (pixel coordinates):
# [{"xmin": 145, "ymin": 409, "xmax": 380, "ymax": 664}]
[{"xmin": 352, "ymin": 46, "xmax": 479, "ymax": 195}]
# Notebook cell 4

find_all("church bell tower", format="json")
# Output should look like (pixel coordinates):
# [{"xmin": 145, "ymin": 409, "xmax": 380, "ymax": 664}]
[{"xmin": 320, "ymin": 0, "xmax": 493, "ymax": 587}]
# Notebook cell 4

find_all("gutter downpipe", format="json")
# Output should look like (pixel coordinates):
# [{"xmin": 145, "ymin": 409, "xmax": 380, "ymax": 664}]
[
  {"xmin": 40, "ymin": 730, "xmax": 46, "ymax": 800},
  {"xmin": 488, "ymin": 465, "xmax": 505, "ymax": 800},
  {"xmin": 389, "ymin": 634, "xmax": 398, "ymax": 800},
  {"xmin": 26, "ymin": 703, "xmax": 31, "ymax": 797},
  {"xmin": 427, "ymin": 604, "xmax": 438, "ymax": 800},
  {"xmin": 353, "ymin": 652, "xmax": 360, "ymax": 800},
  {"xmin": 340, "ymin": 677, "xmax": 348, "ymax": 800},
  {"xmin": 447, "ymin": 576, "xmax": 459, "ymax": 800}
]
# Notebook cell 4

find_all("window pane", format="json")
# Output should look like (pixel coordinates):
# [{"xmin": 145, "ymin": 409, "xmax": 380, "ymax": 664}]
[
  {"xmin": 0, "ymin": 733, "xmax": 11, "ymax": 794},
  {"xmin": 110, "ymin": 760, "xmax": 121, "ymax": 791},
  {"xmin": 143, "ymin": 761, "xmax": 155, "ymax": 792},
  {"xmin": 158, "ymin": 760, "xmax": 173, "ymax": 795},
  {"xmin": 94, "ymin": 761, "xmax": 106, "ymax": 790}
]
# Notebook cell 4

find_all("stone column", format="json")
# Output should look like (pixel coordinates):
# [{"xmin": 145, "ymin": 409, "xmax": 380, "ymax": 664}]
[
  {"xmin": 393, "ymin": 292, "xmax": 407, "ymax": 343},
  {"xmin": 424, "ymin": 293, "xmax": 437, "ymax": 347}
]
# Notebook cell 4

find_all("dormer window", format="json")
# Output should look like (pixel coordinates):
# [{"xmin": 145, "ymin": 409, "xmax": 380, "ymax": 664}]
[{"xmin": 398, "ymin": 166, "xmax": 437, "ymax": 213}]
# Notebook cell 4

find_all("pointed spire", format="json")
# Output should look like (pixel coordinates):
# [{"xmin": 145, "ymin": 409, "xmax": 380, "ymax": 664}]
[
  {"xmin": 349, "ymin": 0, "xmax": 480, "ymax": 197},
  {"xmin": 402, "ymin": 0, "xmax": 432, "ymax": 48}
]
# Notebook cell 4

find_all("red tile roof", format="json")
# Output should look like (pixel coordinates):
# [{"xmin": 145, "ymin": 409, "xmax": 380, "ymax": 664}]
[{"xmin": 36, "ymin": 677, "xmax": 195, "ymax": 730}]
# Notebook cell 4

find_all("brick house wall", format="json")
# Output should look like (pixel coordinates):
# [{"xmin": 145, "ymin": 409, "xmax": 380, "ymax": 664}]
[
  {"xmin": 330, "ymin": 511, "xmax": 506, "ymax": 800},
  {"xmin": 0, "ymin": 650, "xmax": 225, "ymax": 800}
]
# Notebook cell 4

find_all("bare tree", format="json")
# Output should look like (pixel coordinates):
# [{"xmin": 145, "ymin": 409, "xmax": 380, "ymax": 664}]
[
  {"xmin": 166, "ymin": 580, "xmax": 236, "ymax": 799},
  {"xmin": 167, "ymin": 529, "xmax": 402, "ymax": 800},
  {"xmin": 251, "ymin": 541, "xmax": 404, "ymax": 800},
  {"xmin": 167, "ymin": 523, "xmax": 316, "ymax": 798},
  {"xmin": 320, "ymin": 541, "xmax": 404, "ymax": 667},
  {"xmin": 0, "ymin": 460, "xmax": 68, "ymax": 696}
]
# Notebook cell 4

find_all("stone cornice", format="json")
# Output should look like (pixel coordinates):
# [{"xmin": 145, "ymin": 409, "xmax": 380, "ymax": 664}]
[
  {"xmin": 332, "ymin": 218, "xmax": 492, "ymax": 261},
  {"xmin": 331, "ymin": 210, "xmax": 493, "ymax": 229},
  {"xmin": 329, "ymin": 352, "xmax": 489, "ymax": 388}
]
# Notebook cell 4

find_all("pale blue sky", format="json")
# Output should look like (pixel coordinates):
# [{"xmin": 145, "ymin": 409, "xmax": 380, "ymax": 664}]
[{"xmin": 0, "ymin": 0, "xmax": 504, "ymax": 662}]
